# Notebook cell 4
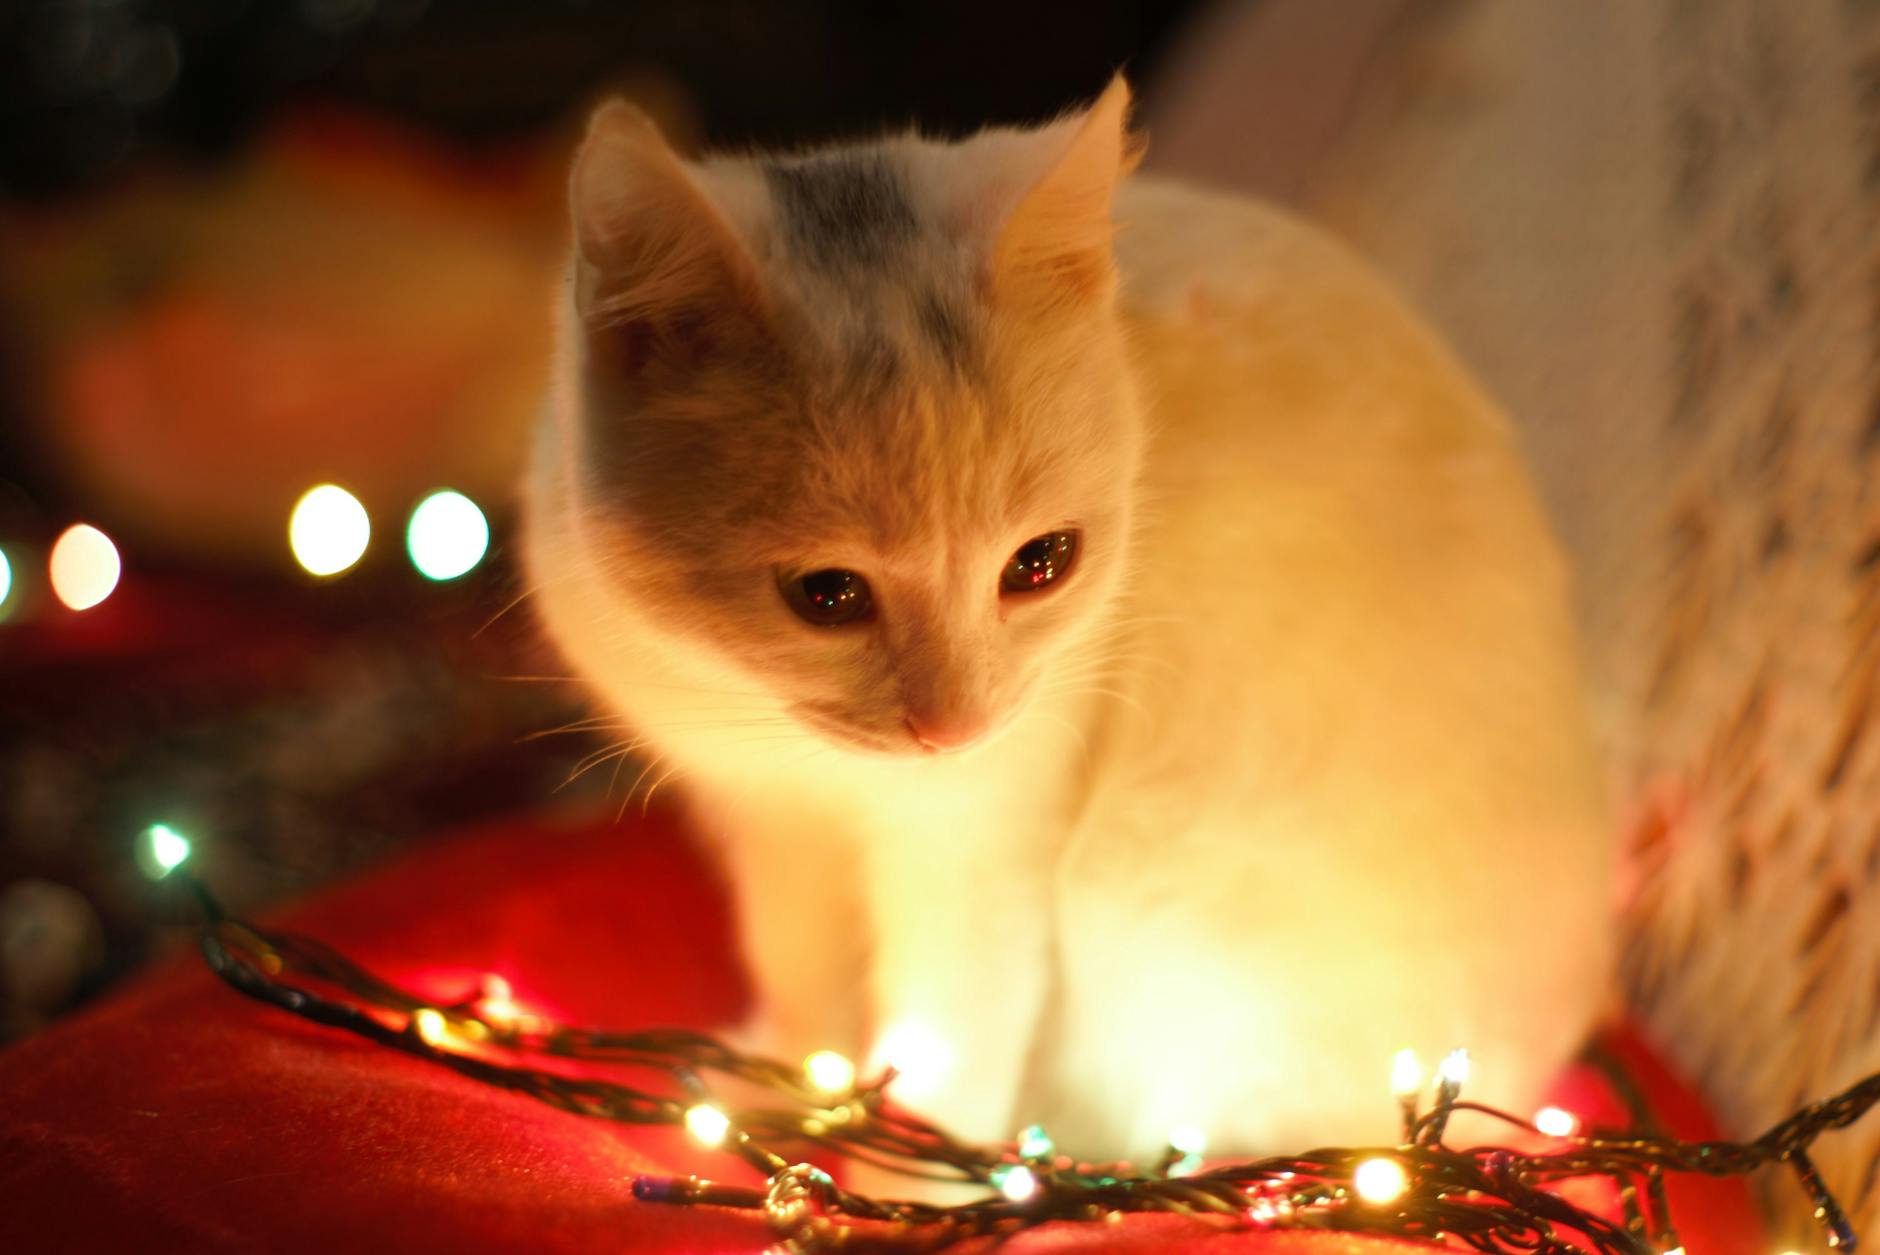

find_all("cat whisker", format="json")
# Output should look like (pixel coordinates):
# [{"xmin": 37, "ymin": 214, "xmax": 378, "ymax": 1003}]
[
  {"xmin": 1038, "ymin": 684, "xmax": 1152, "ymax": 719},
  {"xmin": 557, "ymin": 740, "xmax": 645, "ymax": 792},
  {"xmin": 519, "ymin": 715, "xmax": 634, "ymax": 744},
  {"xmin": 474, "ymin": 580, "xmax": 547, "ymax": 638}
]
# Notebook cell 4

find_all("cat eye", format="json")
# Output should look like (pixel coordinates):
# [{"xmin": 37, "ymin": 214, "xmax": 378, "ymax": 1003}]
[
  {"xmin": 782, "ymin": 568, "xmax": 875, "ymax": 627},
  {"xmin": 1001, "ymin": 530, "xmax": 1079, "ymax": 594}
]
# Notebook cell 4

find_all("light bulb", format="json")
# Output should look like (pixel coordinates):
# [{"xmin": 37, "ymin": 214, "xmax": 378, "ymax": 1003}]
[
  {"xmin": 1533, "ymin": 1106, "xmax": 1578, "ymax": 1137},
  {"xmin": 289, "ymin": 484, "xmax": 370, "ymax": 577},
  {"xmin": 804, "ymin": 1050, "xmax": 856, "ymax": 1096},
  {"xmin": 1353, "ymin": 1157, "xmax": 1409, "ymax": 1204},
  {"xmin": 685, "ymin": 1103, "xmax": 731, "ymax": 1147},
  {"xmin": 1016, "ymin": 1124, "xmax": 1055, "ymax": 1160},
  {"xmin": 49, "ymin": 524, "xmax": 120, "ymax": 610},
  {"xmin": 136, "ymin": 823, "xmax": 192, "ymax": 878},
  {"xmin": 406, "ymin": 490, "xmax": 489, "ymax": 581},
  {"xmin": 1391, "ymin": 1048, "xmax": 1424, "ymax": 1098},
  {"xmin": 413, "ymin": 1008, "xmax": 450, "ymax": 1046},
  {"xmin": 1439, "ymin": 1048, "xmax": 1472, "ymax": 1086},
  {"xmin": 991, "ymin": 1164, "xmax": 1037, "ymax": 1202},
  {"xmin": 1167, "ymin": 1125, "xmax": 1207, "ymax": 1156},
  {"xmin": 870, "ymin": 1019, "xmax": 953, "ymax": 1102}
]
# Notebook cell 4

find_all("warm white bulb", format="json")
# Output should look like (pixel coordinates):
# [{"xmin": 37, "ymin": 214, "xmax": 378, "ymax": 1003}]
[
  {"xmin": 804, "ymin": 1049, "xmax": 856, "ymax": 1095},
  {"xmin": 994, "ymin": 1164, "xmax": 1037, "ymax": 1202},
  {"xmin": 413, "ymin": 1008, "xmax": 450, "ymax": 1046},
  {"xmin": 1352, "ymin": 1156, "xmax": 1409, "ymax": 1204},
  {"xmin": 1166, "ymin": 1124, "xmax": 1208, "ymax": 1156},
  {"xmin": 870, "ymin": 1019, "xmax": 954, "ymax": 1102},
  {"xmin": 0, "ymin": 545, "xmax": 12, "ymax": 612},
  {"xmin": 49, "ymin": 523, "xmax": 121, "ymax": 610},
  {"xmin": 406, "ymin": 489, "xmax": 489, "ymax": 581},
  {"xmin": 289, "ymin": 484, "xmax": 371, "ymax": 577},
  {"xmin": 685, "ymin": 1103, "xmax": 731, "ymax": 1146},
  {"xmin": 1533, "ymin": 1106, "xmax": 1578, "ymax": 1137},
  {"xmin": 1439, "ymin": 1048, "xmax": 1472, "ymax": 1086},
  {"xmin": 1390, "ymin": 1047, "xmax": 1424, "ymax": 1098}
]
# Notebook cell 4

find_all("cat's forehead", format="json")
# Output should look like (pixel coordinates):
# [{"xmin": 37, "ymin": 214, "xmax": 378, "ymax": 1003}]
[{"xmin": 762, "ymin": 151, "xmax": 921, "ymax": 276}]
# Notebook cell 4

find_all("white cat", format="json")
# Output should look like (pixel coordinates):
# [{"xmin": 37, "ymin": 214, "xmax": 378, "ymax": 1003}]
[{"xmin": 524, "ymin": 77, "xmax": 1612, "ymax": 1162}]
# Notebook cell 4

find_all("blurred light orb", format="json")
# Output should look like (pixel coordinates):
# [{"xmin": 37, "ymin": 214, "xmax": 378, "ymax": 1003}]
[
  {"xmin": 870, "ymin": 1018, "xmax": 954, "ymax": 1103},
  {"xmin": 136, "ymin": 823, "xmax": 191, "ymax": 879},
  {"xmin": 290, "ymin": 484, "xmax": 370, "ymax": 576},
  {"xmin": 49, "ymin": 524, "xmax": 121, "ymax": 610},
  {"xmin": 991, "ymin": 1164, "xmax": 1037, "ymax": 1202},
  {"xmin": 1533, "ymin": 1106, "xmax": 1578, "ymax": 1138},
  {"xmin": 1167, "ymin": 1124, "xmax": 1208, "ymax": 1157},
  {"xmin": 803, "ymin": 1049, "xmax": 856, "ymax": 1096},
  {"xmin": 405, "ymin": 490, "xmax": 489, "ymax": 581},
  {"xmin": 684, "ymin": 1103, "xmax": 731, "ymax": 1147},
  {"xmin": 1352, "ymin": 1156, "xmax": 1409, "ymax": 1204},
  {"xmin": 0, "ymin": 546, "xmax": 12, "ymax": 613}
]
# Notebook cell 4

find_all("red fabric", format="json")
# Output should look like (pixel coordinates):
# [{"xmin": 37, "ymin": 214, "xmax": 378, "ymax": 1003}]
[{"xmin": 0, "ymin": 808, "xmax": 1763, "ymax": 1253}]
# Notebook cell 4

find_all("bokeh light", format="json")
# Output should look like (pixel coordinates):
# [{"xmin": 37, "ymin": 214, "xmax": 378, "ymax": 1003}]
[
  {"xmin": 1533, "ymin": 1106, "xmax": 1578, "ymax": 1137},
  {"xmin": 870, "ymin": 1018, "xmax": 954, "ymax": 1103},
  {"xmin": 684, "ymin": 1103, "xmax": 730, "ymax": 1146},
  {"xmin": 991, "ymin": 1163, "xmax": 1037, "ymax": 1202},
  {"xmin": 804, "ymin": 1049, "xmax": 856, "ymax": 1096},
  {"xmin": 289, "ymin": 484, "xmax": 371, "ymax": 577},
  {"xmin": 0, "ymin": 546, "xmax": 12, "ymax": 616},
  {"xmin": 135, "ymin": 823, "xmax": 192, "ymax": 879},
  {"xmin": 1352, "ymin": 1156, "xmax": 1409, "ymax": 1204},
  {"xmin": 405, "ymin": 489, "xmax": 489, "ymax": 581},
  {"xmin": 49, "ymin": 524, "xmax": 121, "ymax": 611}
]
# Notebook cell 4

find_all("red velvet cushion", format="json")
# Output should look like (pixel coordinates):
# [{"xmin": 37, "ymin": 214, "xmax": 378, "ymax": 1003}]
[{"xmin": 0, "ymin": 808, "xmax": 1764, "ymax": 1252}]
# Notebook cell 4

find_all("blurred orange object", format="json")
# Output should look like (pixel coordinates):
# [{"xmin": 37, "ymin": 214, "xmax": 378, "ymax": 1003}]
[{"xmin": 1, "ymin": 111, "xmax": 568, "ymax": 565}]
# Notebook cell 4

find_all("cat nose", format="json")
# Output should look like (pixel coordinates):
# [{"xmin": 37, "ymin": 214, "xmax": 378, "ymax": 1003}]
[{"xmin": 905, "ymin": 712, "xmax": 989, "ymax": 754}]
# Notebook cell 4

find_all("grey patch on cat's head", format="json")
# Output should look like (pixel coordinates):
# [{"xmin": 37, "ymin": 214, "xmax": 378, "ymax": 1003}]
[
  {"xmin": 764, "ymin": 153, "xmax": 917, "ymax": 272},
  {"xmin": 916, "ymin": 287, "xmax": 972, "ymax": 371}
]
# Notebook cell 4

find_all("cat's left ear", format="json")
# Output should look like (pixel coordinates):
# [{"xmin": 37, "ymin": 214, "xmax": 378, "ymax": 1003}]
[
  {"xmin": 570, "ymin": 100, "xmax": 771, "ymax": 375},
  {"xmin": 993, "ymin": 75, "xmax": 1142, "ymax": 316}
]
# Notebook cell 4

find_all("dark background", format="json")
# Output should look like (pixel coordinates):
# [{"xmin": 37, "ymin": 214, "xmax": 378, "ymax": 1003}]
[{"xmin": 0, "ymin": 0, "xmax": 1206, "ymax": 1042}]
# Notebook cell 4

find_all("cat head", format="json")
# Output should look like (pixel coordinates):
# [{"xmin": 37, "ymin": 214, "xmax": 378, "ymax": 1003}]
[{"xmin": 546, "ymin": 78, "xmax": 1144, "ymax": 758}]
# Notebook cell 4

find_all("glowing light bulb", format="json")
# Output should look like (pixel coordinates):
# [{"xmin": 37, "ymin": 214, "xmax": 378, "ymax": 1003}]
[
  {"xmin": 1661, "ymin": 1248, "xmax": 1686, "ymax": 1255},
  {"xmin": 1391, "ymin": 1048, "xmax": 1425, "ymax": 1098},
  {"xmin": 413, "ymin": 1008, "xmax": 450, "ymax": 1046},
  {"xmin": 1534, "ymin": 1106, "xmax": 1579, "ymax": 1137},
  {"xmin": 475, "ymin": 974, "xmax": 531, "ymax": 1031},
  {"xmin": 804, "ymin": 1049, "xmax": 856, "ymax": 1096},
  {"xmin": 1016, "ymin": 1124, "xmax": 1055, "ymax": 1160},
  {"xmin": 0, "ymin": 545, "xmax": 12, "ymax": 615},
  {"xmin": 1353, "ymin": 1156, "xmax": 1409, "ymax": 1204},
  {"xmin": 990, "ymin": 1164, "xmax": 1037, "ymax": 1202},
  {"xmin": 49, "ymin": 524, "xmax": 120, "ymax": 610},
  {"xmin": 1167, "ymin": 1125, "xmax": 1208, "ymax": 1156},
  {"xmin": 289, "ymin": 484, "xmax": 370, "ymax": 577},
  {"xmin": 406, "ymin": 489, "xmax": 489, "ymax": 581},
  {"xmin": 1439, "ymin": 1048, "xmax": 1472, "ymax": 1087},
  {"xmin": 135, "ymin": 823, "xmax": 192, "ymax": 878},
  {"xmin": 685, "ymin": 1103, "xmax": 731, "ymax": 1146},
  {"xmin": 870, "ymin": 1019, "xmax": 954, "ymax": 1102}
]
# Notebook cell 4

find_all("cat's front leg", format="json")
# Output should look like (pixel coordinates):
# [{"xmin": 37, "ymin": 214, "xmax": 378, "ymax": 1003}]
[
  {"xmin": 697, "ymin": 792, "xmax": 872, "ymax": 1068},
  {"xmin": 859, "ymin": 800, "xmax": 1055, "ymax": 1146}
]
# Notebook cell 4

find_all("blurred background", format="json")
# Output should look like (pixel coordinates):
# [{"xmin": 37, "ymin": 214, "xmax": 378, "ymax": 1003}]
[{"xmin": 0, "ymin": 0, "xmax": 1209, "ymax": 1044}]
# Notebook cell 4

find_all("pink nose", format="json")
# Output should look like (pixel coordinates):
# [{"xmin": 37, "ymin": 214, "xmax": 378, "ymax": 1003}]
[{"xmin": 905, "ymin": 712, "xmax": 989, "ymax": 754}]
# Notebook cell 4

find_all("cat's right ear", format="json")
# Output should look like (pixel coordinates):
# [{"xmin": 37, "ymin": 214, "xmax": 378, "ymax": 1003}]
[{"xmin": 570, "ymin": 101, "xmax": 769, "ymax": 374}]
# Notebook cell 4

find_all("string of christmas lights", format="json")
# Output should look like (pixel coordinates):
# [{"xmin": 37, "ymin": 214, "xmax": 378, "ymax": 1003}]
[{"xmin": 179, "ymin": 869, "xmax": 1871, "ymax": 1254}]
